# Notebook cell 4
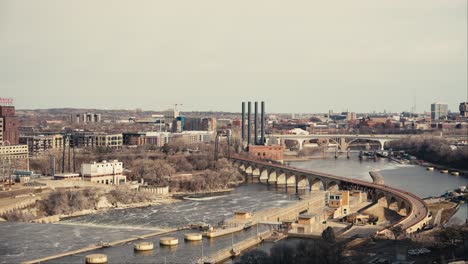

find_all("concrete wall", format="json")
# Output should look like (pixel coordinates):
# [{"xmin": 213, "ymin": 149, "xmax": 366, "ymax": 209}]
[{"xmin": 139, "ymin": 186, "xmax": 169, "ymax": 195}]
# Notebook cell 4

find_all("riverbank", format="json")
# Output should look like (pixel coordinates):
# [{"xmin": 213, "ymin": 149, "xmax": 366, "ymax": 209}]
[{"xmin": 30, "ymin": 195, "xmax": 179, "ymax": 224}]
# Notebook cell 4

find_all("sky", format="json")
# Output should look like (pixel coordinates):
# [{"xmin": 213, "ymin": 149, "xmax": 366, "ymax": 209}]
[{"xmin": 0, "ymin": 0, "xmax": 467, "ymax": 113}]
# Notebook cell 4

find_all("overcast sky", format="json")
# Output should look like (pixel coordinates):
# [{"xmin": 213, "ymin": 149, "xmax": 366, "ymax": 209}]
[{"xmin": 1, "ymin": 0, "xmax": 466, "ymax": 113}]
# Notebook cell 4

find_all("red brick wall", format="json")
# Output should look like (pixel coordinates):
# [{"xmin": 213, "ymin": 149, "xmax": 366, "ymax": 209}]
[
  {"xmin": 248, "ymin": 145, "xmax": 284, "ymax": 161},
  {"xmin": 2, "ymin": 116, "xmax": 19, "ymax": 144},
  {"xmin": 0, "ymin": 106, "xmax": 15, "ymax": 116}
]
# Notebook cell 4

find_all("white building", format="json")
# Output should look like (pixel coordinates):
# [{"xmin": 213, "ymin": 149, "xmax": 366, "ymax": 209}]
[{"xmin": 80, "ymin": 160, "xmax": 126, "ymax": 185}]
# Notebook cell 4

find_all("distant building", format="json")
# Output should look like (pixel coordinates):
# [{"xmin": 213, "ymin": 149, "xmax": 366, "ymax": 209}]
[
  {"xmin": 96, "ymin": 134, "xmax": 123, "ymax": 149},
  {"xmin": 123, "ymin": 132, "xmax": 146, "ymax": 146},
  {"xmin": 172, "ymin": 131, "xmax": 214, "ymax": 145},
  {"xmin": 145, "ymin": 132, "xmax": 171, "ymax": 147},
  {"xmin": 459, "ymin": 102, "xmax": 468, "ymax": 117},
  {"xmin": 184, "ymin": 117, "xmax": 216, "ymax": 131},
  {"xmin": 80, "ymin": 160, "xmax": 126, "ymax": 185},
  {"xmin": 346, "ymin": 112, "xmax": 357, "ymax": 121},
  {"xmin": 71, "ymin": 132, "xmax": 99, "ymax": 148},
  {"xmin": 0, "ymin": 104, "xmax": 20, "ymax": 145},
  {"xmin": 163, "ymin": 109, "xmax": 180, "ymax": 129},
  {"xmin": 0, "ymin": 144, "xmax": 28, "ymax": 159},
  {"xmin": 19, "ymin": 134, "xmax": 65, "ymax": 155},
  {"xmin": 71, "ymin": 112, "xmax": 102, "ymax": 124},
  {"xmin": 216, "ymin": 119, "xmax": 232, "ymax": 129},
  {"xmin": 431, "ymin": 102, "xmax": 448, "ymax": 121}
]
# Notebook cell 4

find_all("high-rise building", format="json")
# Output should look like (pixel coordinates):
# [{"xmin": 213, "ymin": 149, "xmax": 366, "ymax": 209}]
[
  {"xmin": 0, "ymin": 102, "xmax": 20, "ymax": 145},
  {"xmin": 163, "ymin": 109, "xmax": 180, "ymax": 127},
  {"xmin": 459, "ymin": 102, "xmax": 468, "ymax": 117},
  {"xmin": 430, "ymin": 102, "xmax": 448, "ymax": 121}
]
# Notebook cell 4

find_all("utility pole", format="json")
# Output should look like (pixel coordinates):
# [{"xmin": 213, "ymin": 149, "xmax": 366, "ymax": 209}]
[
  {"xmin": 73, "ymin": 138, "xmax": 76, "ymax": 172},
  {"xmin": 67, "ymin": 137, "xmax": 71, "ymax": 172},
  {"xmin": 62, "ymin": 135, "xmax": 66, "ymax": 173}
]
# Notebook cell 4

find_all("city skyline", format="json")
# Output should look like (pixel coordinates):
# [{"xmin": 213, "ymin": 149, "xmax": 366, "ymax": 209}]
[{"xmin": 1, "ymin": 0, "xmax": 467, "ymax": 112}]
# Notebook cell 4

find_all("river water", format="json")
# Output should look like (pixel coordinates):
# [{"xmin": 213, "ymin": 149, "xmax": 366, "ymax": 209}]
[{"xmin": 0, "ymin": 156, "xmax": 467, "ymax": 263}]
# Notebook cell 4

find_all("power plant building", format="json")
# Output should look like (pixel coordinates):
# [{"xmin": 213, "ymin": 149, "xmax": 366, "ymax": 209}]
[{"xmin": 80, "ymin": 160, "xmax": 126, "ymax": 185}]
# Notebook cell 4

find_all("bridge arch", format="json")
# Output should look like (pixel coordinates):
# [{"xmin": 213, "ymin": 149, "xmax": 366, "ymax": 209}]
[
  {"xmin": 398, "ymin": 201, "xmax": 409, "ymax": 216},
  {"xmin": 375, "ymin": 192, "xmax": 386, "ymax": 205},
  {"xmin": 252, "ymin": 167, "xmax": 261, "ymax": 177},
  {"xmin": 326, "ymin": 181, "xmax": 339, "ymax": 191},
  {"xmin": 388, "ymin": 196, "xmax": 399, "ymax": 211},
  {"xmin": 310, "ymin": 177, "xmax": 325, "ymax": 191},
  {"xmin": 245, "ymin": 165, "xmax": 253, "ymax": 175},
  {"xmin": 259, "ymin": 169, "xmax": 269, "ymax": 183},
  {"xmin": 297, "ymin": 175, "xmax": 309, "ymax": 189},
  {"xmin": 268, "ymin": 171, "xmax": 277, "ymax": 183},
  {"xmin": 239, "ymin": 163, "xmax": 246, "ymax": 172},
  {"xmin": 285, "ymin": 174, "xmax": 296, "ymax": 186},
  {"xmin": 276, "ymin": 171, "xmax": 288, "ymax": 185},
  {"xmin": 347, "ymin": 138, "xmax": 385, "ymax": 151}
]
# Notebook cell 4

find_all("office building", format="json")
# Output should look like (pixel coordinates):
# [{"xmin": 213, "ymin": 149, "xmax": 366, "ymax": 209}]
[
  {"xmin": 19, "ymin": 134, "xmax": 65, "ymax": 155},
  {"xmin": 431, "ymin": 102, "xmax": 448, "ymax": 121},
  {"xmin": 96, "ymin": 134, "xmax": 123, "ymax": 149}
]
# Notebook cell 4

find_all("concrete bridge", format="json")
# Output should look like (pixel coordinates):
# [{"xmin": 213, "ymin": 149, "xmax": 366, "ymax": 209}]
[
  {"xmin": 267, "ymin": 134, "xmax": 408, "ymax": 150},
  {"xmin": 231, "ymin": 156, "xmax": 429, "ymax": 235}
]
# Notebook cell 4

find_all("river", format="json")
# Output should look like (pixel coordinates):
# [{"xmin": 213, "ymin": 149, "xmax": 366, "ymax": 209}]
[{"xmin": 0, "ymin": 156, "xmax": 467, "ymax": 263}]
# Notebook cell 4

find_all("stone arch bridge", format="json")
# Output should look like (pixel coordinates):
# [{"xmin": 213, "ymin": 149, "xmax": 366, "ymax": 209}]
[{"xmin": 231, "ymin": 156, "xmax": 429, "ymax": 235}]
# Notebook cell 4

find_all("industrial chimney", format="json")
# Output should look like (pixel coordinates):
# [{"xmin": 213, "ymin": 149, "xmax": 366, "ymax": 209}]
[
  {"xmin": 261, "ymin": 101, "xmax": 265, "ymax": 145},
  {"xmin": 254, "ymin": 101, "xmax": 258, "ymax": 145},
  {"xmin": 241, "ymin": 102, "xmax": 245, "ymax": 143},
  {"xmin": 247, "ymin": 102, "xmax": 251, "ymax": 145}
]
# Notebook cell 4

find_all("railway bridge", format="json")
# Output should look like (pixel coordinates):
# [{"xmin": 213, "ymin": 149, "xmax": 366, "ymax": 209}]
[{"xmin": 231, "ymin": 156, "xmax": 430, "ymax": 235}]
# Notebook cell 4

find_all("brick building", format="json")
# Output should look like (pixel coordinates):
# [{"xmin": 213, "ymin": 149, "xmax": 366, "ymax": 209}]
[
  {"xmin": 0, "ymin": 105, "xmax": 19, "ymax": 145},
  {"xmin": 248, "ymin": 145, "xmax": 284, "ymax": 162}
]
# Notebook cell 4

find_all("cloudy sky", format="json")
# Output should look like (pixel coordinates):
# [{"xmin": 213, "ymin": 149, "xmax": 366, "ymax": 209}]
[{"xmin": 1, "ymin": 0, "xmax": 466, "ymax": 113}]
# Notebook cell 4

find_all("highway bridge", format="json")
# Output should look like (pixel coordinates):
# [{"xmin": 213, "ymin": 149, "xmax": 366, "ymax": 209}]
[
  {"xmin": 267, "ymin": 134, "xmax": 408, "ymax": 150},
  {"xmin": 230, "ymin": 156, "xmax": 430, "ymax": 237}
]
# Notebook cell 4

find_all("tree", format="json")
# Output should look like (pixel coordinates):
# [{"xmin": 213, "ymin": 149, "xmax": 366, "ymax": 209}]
[
  {"xmin": 235, "ymin": 250, "xmax": 269, "ymax": 264},
  {"xmin": 321, "ymin": 226, "xmax": 336, "ymax": 243},
  {"xmin": 390, "ymin": 225, "xmax": 403, "ymax": 240}
]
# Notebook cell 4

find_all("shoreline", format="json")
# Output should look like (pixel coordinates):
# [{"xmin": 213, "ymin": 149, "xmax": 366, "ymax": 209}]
[
  {"xmin": 32, "ymin": 196, "xmax": 179, "ymax": 224},
  {"xmin": 25, "ymin": 188, "xmax": 238, "ymax": 224}
]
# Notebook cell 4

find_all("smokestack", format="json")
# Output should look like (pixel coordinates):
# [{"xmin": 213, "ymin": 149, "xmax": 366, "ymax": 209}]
[
  {"xmin": 247, "ymin": 102, "xmax": 251, "ymax": 145},
  {"xmin": 241, "ymin": 102, "xmax": 245, "ymax": 142},
  {"xmin": 254, "ymin": 102, "xmax": 258, "ymax": 145},
  {"xmin": 261, "ymin": 101, "xmax": 265, "ymax": 145}
]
